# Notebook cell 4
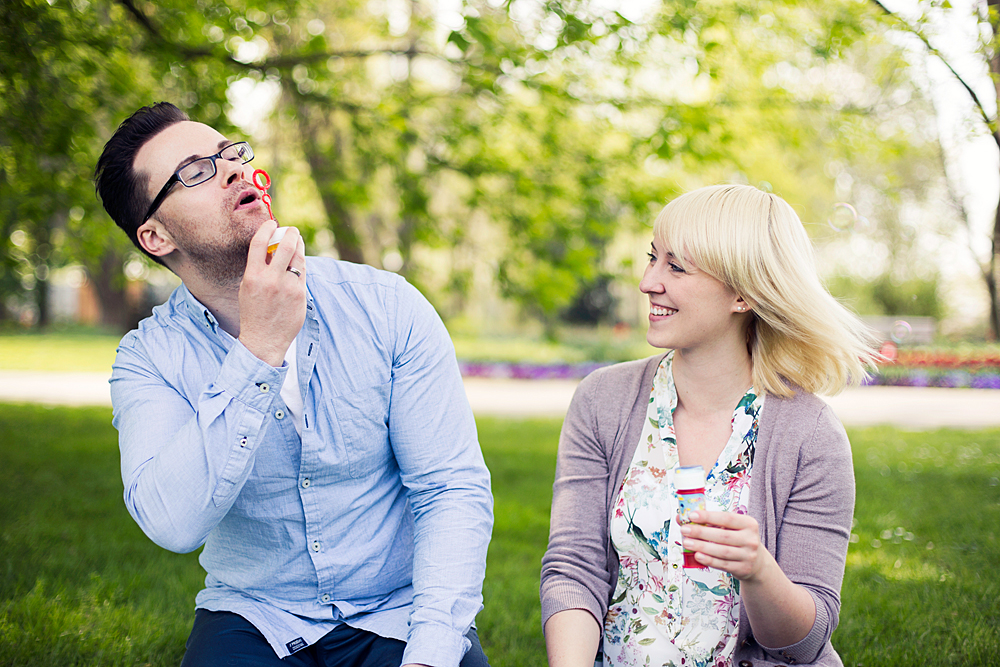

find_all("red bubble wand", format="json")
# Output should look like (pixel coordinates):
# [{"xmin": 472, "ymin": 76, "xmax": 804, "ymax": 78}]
[
  {"xmin": 253, "ymin": 168, "xmax": 287, "ymax": 254},
  {"xmin": 252, "ymin": 169, "xmax": 274, "ymax": 220}
]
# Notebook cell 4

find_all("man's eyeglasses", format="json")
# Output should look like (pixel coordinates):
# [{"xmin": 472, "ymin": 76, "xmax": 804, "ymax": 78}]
[{"xmin": 142, "ymin": 142, "xmax": 254, "ymax": 223}]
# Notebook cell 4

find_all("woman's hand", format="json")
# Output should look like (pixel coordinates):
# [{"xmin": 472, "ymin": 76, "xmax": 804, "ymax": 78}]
[
  {"xmin": 680, "ymin": 510, "xmax": 816, "ymax": 648},
  {"xmin": 679, "ymin": 510, "xmax": 765, "ymax": 581}
]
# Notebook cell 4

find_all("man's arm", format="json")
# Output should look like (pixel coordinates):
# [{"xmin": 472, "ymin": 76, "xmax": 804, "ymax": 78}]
[
  {"xmin": 385, "ymin": 278, "xmax": 493, "ymax": 667},
  {"xmin": 112, "ymin": 222, "xmax": 307, "ymax": 553},
  {"xmin": 111, "ymin": 335, "xmax": 287, "ymax": 553}
]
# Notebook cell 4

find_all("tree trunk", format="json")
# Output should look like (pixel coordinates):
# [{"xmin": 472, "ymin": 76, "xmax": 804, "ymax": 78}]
[
  {"xmin": 33, "ymin": 271, "xmax": 49, "ymax": 329},
  {"xmin": 286, "ymin": 87, "xmax": 366, "ymax": 265},
  {"xmin": 32, "ymin": 220, "xmax": 52, "ymax": 329},
  {"xmin": 990, "ymin": 200, "xmax": 1000, "ymax": 339},
  {"xmin": 89, "ymin": 249, "xmax": 130, "ymax": 333},
  {"xmin": 988, "ymin": 0, "xmax": 1000, "ymax": 339},
  {"xmin": 305, "ymin": 145, "xmax": 366, "ymax": 265}
]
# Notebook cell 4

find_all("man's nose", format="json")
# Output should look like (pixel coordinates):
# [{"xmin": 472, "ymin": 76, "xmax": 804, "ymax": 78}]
[{"xmin": 219, "ymin": 159, "xmax": 250, "ymax": 186}]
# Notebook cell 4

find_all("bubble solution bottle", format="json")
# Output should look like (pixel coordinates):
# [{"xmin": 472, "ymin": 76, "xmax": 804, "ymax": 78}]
[
  {"xmin": 266, "ymin": 226, "xmax": 287, "ymax": 256},
  {"xmin": 675, "ymin": 464, "xmax": 708, "ymax": 569}
]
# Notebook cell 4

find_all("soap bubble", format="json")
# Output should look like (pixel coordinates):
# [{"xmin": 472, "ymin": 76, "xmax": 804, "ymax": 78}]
[
  {"xmin": 828, "ymin": 203, "xmax": 858, "ymax": 231},
  {"xmin": 890, "ymin": 320, "xmax": 912, "ymax": 344},
  {"xmin": 381, "ymin": 250, "xmax": 404, "ymax": 273}
]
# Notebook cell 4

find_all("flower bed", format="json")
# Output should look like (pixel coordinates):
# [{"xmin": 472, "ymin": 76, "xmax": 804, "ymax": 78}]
[
  {"xmin": 458, "ymin": 360, "xmax": 610, "ymax": 380},
  {"xmin": 459, "ymin": 347, "xmax": 1000, "ymax": 389},
  {"xmin": 869, "ymin": 348, "xmax": 1000, "ymax": 389}
]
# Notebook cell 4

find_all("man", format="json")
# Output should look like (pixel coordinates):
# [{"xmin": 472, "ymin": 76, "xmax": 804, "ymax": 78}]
[{"xmin": 95, "ymin": 102, "xmax": 493, "ymax": 667}]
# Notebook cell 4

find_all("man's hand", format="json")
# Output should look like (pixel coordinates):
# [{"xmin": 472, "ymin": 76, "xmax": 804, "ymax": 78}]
[{"xmin": 237, "ymin": 220, "xmax": 307, "ymax": 366}]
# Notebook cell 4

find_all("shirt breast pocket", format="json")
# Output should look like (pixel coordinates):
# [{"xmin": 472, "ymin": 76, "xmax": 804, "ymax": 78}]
[{"xmin": 332, "ymin": 380, "xmax": 392, "ymax": 479}]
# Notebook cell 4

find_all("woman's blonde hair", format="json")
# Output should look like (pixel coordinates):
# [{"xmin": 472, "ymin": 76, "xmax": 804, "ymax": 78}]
[{"xmin": 653, "ymin": 184, "xmax": 881, "ymax": 397}]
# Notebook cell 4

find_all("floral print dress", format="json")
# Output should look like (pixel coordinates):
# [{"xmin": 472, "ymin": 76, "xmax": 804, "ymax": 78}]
[{"xmin": 603, "ymin": 352, "xmax": 764, "ymax": 667}]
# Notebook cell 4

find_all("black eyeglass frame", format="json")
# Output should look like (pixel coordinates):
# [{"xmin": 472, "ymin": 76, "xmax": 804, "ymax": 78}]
[{"xmin": 141, "ymin": 142, "xmax": 254, "ymax": 224}]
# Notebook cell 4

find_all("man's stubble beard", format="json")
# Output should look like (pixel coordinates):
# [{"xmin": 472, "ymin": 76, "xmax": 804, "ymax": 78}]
[{"xmin": 164, "ymin": 211, "xmax": 259, "ymax": 289}]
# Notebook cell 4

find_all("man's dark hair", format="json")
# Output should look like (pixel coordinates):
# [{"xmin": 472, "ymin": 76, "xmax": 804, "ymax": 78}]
[{"xmin": 95, "ymin": 102, "xmax": 189, "ymax": 266}]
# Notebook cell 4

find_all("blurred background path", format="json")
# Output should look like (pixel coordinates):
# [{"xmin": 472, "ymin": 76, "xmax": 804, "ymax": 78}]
[{"xmin": 2, "ymin": 370, "xmax": 998, "ymax": 429}]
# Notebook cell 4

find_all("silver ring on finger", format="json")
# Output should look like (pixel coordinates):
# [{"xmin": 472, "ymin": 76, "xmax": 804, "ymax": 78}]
[{"xmin": 286, "ymin": 266, "xmax": 302, "ymax": 278}]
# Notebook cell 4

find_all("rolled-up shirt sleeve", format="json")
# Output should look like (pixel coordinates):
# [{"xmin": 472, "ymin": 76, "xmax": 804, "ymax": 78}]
[{"xmin": 111, "ymin": 332, "xmax": 287, "ymax": 554}]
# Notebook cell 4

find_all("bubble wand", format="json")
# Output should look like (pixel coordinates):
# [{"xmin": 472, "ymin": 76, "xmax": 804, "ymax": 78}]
[
  {"xmin": 252, "ymin": 169, "xmax": 274, "ymax": 220},
  {"xmin": 252, "ymin": 168, "xmax": 286, "ymax": 255}
]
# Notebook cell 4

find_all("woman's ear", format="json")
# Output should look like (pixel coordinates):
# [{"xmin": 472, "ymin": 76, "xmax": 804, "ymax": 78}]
[{"xmin": 734, "ymin": 296, "xmax": 751, "ymax": 314}]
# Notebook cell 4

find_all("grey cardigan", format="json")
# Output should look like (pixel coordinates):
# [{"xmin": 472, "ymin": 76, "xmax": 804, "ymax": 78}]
[{"xmin": 540, "ymin": 355, "xmax": 854, "ymax": 667}]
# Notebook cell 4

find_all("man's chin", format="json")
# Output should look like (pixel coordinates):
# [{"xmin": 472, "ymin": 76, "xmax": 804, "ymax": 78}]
[{"xmin": 185, "ymin": 239, "xmax": 252, "ymax": 289}]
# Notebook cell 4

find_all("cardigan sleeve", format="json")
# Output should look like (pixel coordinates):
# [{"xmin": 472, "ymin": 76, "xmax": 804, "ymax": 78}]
[
  {"xmin": 540, "ymin": 369, "xmax": 618, "ymax": 629},
  {"xmin": 758, "ymin": 401, "xmax": 855, "ymax": 665}
]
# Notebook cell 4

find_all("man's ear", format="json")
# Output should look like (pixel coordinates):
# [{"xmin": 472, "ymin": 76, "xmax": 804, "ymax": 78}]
[{"xmin": 137, "ymin": 219, "xmax": 177, "ymax": 259}]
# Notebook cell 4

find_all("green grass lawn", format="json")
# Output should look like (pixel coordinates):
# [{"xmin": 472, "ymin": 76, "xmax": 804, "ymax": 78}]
[
  {"xmin": 1, "ymin": 405, "xmax": 998, "ymax": 666},
  {"xmin": 0, "ymin": 332, "xmax": 121, "ymax": 373}
]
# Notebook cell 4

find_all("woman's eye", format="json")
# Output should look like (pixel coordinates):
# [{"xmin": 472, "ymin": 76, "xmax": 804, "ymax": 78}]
[
  {"xmin": 647, "ymin": 252, "xmax": 656, "ymax": 263},
  {"xmin": 669, "ymin": 262, "xmax": 685, "ymax": 273}
]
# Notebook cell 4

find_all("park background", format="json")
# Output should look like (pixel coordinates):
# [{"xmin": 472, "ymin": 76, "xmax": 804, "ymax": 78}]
[{"xmin": 2, "ymin": 0, "xmax": 1000, "ymax": 665}]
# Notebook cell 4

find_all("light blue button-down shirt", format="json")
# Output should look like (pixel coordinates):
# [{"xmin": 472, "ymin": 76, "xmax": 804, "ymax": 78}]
[{"xmin": 109, "ymin": 257, "xmax": 493, "ymax": 666}]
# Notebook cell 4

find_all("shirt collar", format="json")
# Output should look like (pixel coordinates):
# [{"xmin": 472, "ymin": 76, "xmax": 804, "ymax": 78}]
[{"xmin": 177, "ymin": 277, "xmax": 317, "ymax": 337}]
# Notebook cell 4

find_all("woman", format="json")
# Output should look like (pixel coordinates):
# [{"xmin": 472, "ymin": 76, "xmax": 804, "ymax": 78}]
[{"xmin": 540, "ymin": 185, "xmax": 880, "ymax": 667}]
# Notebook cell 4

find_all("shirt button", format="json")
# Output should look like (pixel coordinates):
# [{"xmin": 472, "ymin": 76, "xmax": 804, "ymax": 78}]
[
  {"xmin": 259, "ymin": 383, "xmax": 270, "ymax": 393},
  {"xmin": 275, "ymin": 409, "xmax": 285, "ymax": 420},
  {"xmin": 738, "ymin": 661, "xmax": 753, "ymax": 667},
  {"xmin": 311, "ymin": 540, "xmax": 321, "ymax": 552},
  {"xmin": 320, "ymin": 593, "xmax": 331, "ymax": 603},
  {"xmin": 239, "ymin": 437, "xmax": 248, "ymax": 447},
  {"xmin": 301, "ymin": 478, "xmax": 310, "ymax": 489}
]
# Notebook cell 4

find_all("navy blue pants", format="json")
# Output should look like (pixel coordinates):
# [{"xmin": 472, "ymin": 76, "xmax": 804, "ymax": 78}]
[{"xmin": 180, "ymin": 609, "xmax": 490, "ymax": 667}]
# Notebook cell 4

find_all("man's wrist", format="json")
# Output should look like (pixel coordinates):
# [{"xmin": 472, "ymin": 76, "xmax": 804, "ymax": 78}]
[{"xmin": 238, "ymin": 334, "xmax": 286, "ymax": 367}]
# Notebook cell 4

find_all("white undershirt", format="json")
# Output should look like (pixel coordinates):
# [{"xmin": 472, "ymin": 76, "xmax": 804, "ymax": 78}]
[{"xmin": 280, "ymin": 337, "xmax": 305, "ymax": 436}]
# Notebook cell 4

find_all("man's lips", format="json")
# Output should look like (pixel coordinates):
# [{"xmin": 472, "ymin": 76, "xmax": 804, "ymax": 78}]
[{"xmin": 234, "ymin": 188, "xmax": 260, "ymax": 211}]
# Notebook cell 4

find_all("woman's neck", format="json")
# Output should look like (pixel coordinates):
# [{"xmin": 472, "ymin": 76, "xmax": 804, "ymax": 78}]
[{"xmin": 671, "ymin": 341, "xmax": 753, "ymax": 418}]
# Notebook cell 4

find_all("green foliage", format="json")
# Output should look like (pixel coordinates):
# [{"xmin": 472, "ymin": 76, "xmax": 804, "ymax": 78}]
[
  {"xmin": 1, "ymin": 0, "xmax": 949, "ymax": 336},
  {"xmin": 828, "ymin": 273, "xmax": 943, "ymax": 318},
  {"xmin": 0, "ymin": 0, "xmax": 233, "ymax": 329}
]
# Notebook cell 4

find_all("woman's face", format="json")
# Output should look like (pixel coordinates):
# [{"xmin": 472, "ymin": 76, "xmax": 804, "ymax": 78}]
[{"xmin": 639, "ymin": 238, "xmax": 746, "ymax": 352}]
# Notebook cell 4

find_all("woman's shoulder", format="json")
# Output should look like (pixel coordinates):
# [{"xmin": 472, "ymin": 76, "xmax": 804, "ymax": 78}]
[
  {"xmin": 761, "ymin": 387, "xmax": 850, "ymax": 455},
  {"xmin": 767, "ymin": 387, "xmax": 830, "ymax": 416},
  {"xmin": 582, "ymin": 354, "xmax": 664, "ymax": 388},
  {"xmin": 567, "ymin": 354, "xmax": 664, "ymax": 425}
]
